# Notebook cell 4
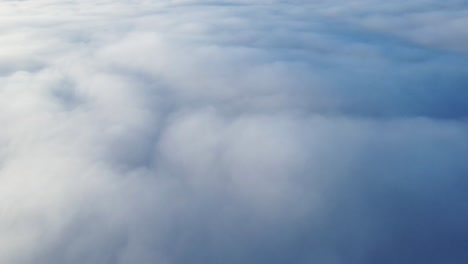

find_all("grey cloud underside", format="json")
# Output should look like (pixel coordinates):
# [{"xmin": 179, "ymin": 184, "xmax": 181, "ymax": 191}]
[{"xmin": 0, "ymin": 0, "xmax": 467, "ymax": 263}]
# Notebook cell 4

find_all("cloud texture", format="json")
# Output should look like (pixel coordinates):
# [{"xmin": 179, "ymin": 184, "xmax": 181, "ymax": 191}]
[{"xmin": 1, "ymin": 0, "xmax": 468, "ymax": 263}]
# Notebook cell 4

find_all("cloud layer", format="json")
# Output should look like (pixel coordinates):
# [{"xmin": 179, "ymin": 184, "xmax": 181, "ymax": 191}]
[{"xmin": 1, "ymin": 0, "xmax": 467, "ymax": 263}]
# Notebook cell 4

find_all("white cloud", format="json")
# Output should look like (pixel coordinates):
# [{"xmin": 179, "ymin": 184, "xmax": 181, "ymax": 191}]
[{"xmin": 0, "ymin": 0, "xmax": 467, "ymax": 263}]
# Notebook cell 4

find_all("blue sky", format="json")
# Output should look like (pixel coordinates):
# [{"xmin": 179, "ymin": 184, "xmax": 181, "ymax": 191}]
[{"xmin": 0, "ymin": 0, "xmax": 467, "ymax": 263}]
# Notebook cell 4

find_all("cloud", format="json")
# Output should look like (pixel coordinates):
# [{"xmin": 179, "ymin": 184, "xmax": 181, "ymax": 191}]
[{"xmin": 0, "ymin": 0, "xmax": 467, "ymax": 263}]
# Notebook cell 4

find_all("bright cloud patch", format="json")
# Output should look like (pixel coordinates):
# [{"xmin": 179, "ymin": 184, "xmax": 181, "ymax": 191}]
[{"xmin": 0, "ymin": 0, "xmax": 467, "ymax": 263}]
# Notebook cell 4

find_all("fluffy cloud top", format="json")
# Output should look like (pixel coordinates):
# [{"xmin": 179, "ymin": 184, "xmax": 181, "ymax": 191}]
[{"xmin": 0, "ymin": 0, "xmax": 467, "ymax": 263}]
